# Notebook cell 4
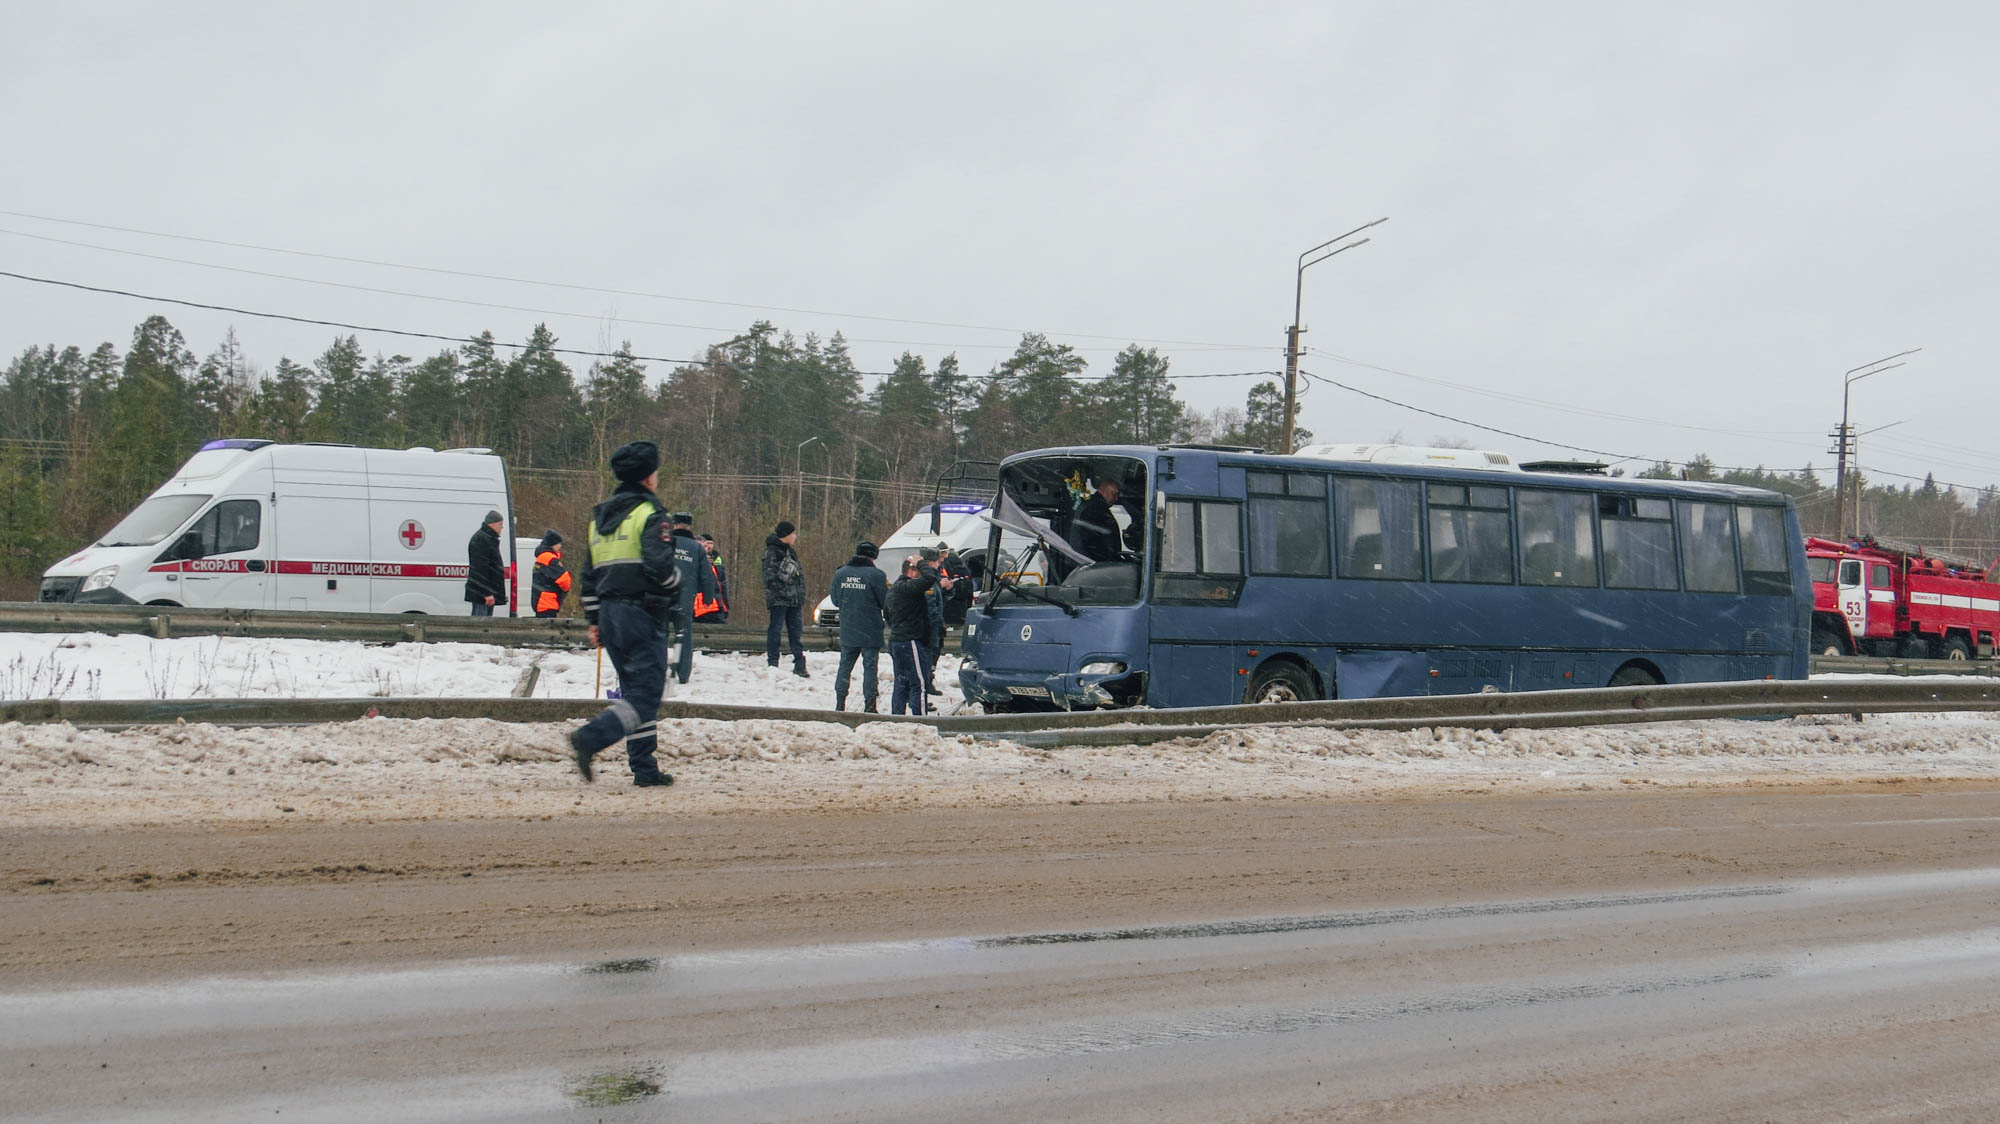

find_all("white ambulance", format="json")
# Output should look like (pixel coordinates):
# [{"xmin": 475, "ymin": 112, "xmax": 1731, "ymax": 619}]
[{"xmin": 38, "ymin": 440, "xmax": 521, "ymax": 615}]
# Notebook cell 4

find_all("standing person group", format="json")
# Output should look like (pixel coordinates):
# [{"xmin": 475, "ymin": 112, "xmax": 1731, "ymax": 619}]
[
  {"xmin": 464, "ymin": 510, "xmax": 507, "ymax": 616},
  {"xmin": 886, "ymin": 552, "xmax": 953, "ymax": 715},
  {"xmin": 829, "ymin": 541, "xmax": 887, "ymax": 712},
  {"xmin": 763, "ymin": 520, "xmax": 809, "ymax": 678},
  {"xmin": 569, "ymin": 441, "xmax": 681, "ymax": 789}
]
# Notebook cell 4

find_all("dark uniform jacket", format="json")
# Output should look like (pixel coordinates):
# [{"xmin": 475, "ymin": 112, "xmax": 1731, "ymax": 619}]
[
  {"xmin": 939, "ymin": 552, "xmax": 973, "ymax": 627},
  {"xmin": 464, "ymin": 523, "xmax": 507, "ymax": 605},
  {"xmin": 887, "ymin": 566, "xmax": 939, "ymax": 644},
  {"xmin": 578, "ymin": 484, "xmax": 681, "ymax": 625},
  {"xmin": 1070, "ymin": 493, "xmax": 1122, "ymax": 564},
  {"xmin": 668, "ymin": 528, "xmax": 719, "ymax": 614},
  {"xmin": 762, "ymin": 535, "xmax": 807, "ymax": 608},
  {"xmin": 830, "ymin": 555, "xmax": 889, "ymax": 649}
]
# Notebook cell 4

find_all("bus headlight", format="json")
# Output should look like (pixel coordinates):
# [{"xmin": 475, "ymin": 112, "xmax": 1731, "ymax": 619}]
[
  {"xmin": 79, "ymin": 565, "xmax": 120, "ymax": 593},
  {"xmin": 1080, "ymin": 660, "xmax": 1127, "ymax": 676}
]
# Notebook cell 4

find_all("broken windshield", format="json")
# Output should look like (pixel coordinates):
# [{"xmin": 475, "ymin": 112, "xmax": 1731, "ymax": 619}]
[{"xmin": 984, "ymin": 454, "xmax": 1147, "ymax": 609}]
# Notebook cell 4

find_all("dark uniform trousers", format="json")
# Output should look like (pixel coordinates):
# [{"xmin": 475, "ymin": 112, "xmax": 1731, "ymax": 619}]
[
  {"xmin": 835, "ymin": 646, "xmax": 880, "ymax": 708},
  {"xmin": 573, "ymin": 598, "xmax": 669, "ymax": 783},
  {"xmin": 670, "ymin": 608, "xmax": 696, "ymax": 684},
  {"xmin": 890, "ymin": 639, "xmax": 928, "ymax": 716}
]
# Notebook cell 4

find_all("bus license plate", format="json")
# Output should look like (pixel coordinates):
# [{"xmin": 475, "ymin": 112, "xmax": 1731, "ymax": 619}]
[{"xmin": 1008, "ymin": 685, "xmax": 1051, "ymax": 698}]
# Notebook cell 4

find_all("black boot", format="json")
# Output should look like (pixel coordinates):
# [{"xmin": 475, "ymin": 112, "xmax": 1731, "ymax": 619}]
[
  {"xmin": 835, "ymin": 696, "xmax": 847, "ymax": 712},
  {"xmin": 863, "ymin": 699, "xmax": 878, "ymax": 713}
]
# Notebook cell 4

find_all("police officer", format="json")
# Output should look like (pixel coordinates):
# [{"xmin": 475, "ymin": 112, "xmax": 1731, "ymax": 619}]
[
  {"xmin": 829, "ymin": 541, "xmax": 888, "ymax": 712},
  {"xmin": 666, "ymin": 512, "xmax": 718, "ymax": 689},
  {"xmin": 570, "ymin": 441, "xmax": 681, "ymax": 788}
]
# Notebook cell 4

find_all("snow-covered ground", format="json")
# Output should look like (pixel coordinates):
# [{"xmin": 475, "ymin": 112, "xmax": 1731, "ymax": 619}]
[
  {"xmin": 6, "ymin": 631, "xmax": 2000, "ymax": 829},
  {"xmin": 0, "ymin": 631, "xmax": 956, "ymax": 711}
]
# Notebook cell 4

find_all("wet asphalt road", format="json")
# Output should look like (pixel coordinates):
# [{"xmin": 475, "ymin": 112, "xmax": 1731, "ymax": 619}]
[{"xmin": 5, "ymin": 865, "xmax": 2000, "ymax": 1121}]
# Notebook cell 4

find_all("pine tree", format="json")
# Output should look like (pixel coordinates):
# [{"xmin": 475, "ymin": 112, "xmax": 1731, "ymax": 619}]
[
  {"xmin": 398, "ymin": 351, "xmax": 463, "ymax": 449},
  {"xmin": 1092, "ymin": 345, "xmax": 1186, "ymax": 445}
]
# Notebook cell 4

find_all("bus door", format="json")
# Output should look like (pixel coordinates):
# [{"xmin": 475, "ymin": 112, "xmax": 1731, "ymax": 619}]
[
  {"xmin": 1146, "ymin": 496, "xmax": 1245, "ymax": 708},
  {"xmin": 1836, "ymin": 558, "xmax": 1866, "ymax": 638},
  {"xmin": 159, "ymin": 498, "xmax": 269, "ymax": 609}
]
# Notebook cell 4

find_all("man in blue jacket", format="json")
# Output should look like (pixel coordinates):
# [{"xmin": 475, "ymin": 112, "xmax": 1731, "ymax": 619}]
[
  {"xmin": 829, "ymin": 541, "xmax": 888, "ymax": 712},
  {"xmin": 666, "ymin": 512, "xmax": 719, "ymax": 688}
]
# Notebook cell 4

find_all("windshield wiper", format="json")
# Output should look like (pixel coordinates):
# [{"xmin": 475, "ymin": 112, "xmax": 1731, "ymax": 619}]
[{"xmin": 984, "ymin": 539, "xmax": 1080, "ymax": 617}]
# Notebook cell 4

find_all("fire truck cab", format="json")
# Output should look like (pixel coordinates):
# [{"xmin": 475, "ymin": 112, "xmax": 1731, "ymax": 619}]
[{"xmin": 1805, "ymin": 536, "xmax": 1999, "ymax": 659}]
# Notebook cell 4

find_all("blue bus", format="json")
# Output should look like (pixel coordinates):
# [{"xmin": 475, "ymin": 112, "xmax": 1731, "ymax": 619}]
[{"xmin": 957, "ymin": 443, "xmax": 1811, "ymax": 712}]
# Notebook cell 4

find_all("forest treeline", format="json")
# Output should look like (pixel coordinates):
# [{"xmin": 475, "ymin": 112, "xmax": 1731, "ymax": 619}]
[
  {"xmin": 0, "ymin": 315, "xmax": 1295, "ymax": 599},
  {"xmin": 5, "ymin": 314, "xmax": 2000, "ymax": 599}
]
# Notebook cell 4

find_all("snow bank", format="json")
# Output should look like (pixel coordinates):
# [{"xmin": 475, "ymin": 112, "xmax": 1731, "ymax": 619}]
[
  {"xmin": 0, "ymin": 631, "xmax": 953, "ymax": 712},
  {"xmin": 4, "ymin": 711, "xmax": 2000, "ymax": 828}
]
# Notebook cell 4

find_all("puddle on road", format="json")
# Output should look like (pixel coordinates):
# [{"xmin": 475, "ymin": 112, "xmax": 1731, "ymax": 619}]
[
  {"xmin": 565, "ymin": 1064, "xmax": 664, "ymax": 1107},
  {"xmin": 578, "ymin": 957, "xmax": 661, "ymax": 975},
  {"xmin": 978, "ymin": 885, "xmax": 1790, "ymax": 947}
]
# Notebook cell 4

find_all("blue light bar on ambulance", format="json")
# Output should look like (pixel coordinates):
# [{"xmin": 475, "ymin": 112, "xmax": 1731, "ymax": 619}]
[
  {"xmin": 930, "ymin": 502, "xmax": 986, "ymax": 514},
  {"xmin": 199, "ymin": 439, "xmax": 275, "ymax": 451}
]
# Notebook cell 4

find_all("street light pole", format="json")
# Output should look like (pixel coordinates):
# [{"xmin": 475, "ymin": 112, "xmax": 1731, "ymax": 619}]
[
  {"xmin": 795, "ymin": 435, "xmax": 821, "ymax": 518},
  {"xmin": 1282, "ymin": 217, "xmax": 1387, "ymax": 455},
  {"xmin": 1832, "ymin": 348, "xmax": 1920, "ymax": 539}
]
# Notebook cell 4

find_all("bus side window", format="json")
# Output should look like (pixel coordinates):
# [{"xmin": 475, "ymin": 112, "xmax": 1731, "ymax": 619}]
[
  {"xmin": 1426, "ymin": 483, "xmax": 1512, "ymax": 584},
  {"xmin": 1600, "ymin": 495, "xmax": 1677, "ymax": 590},
  {"xmin": 1519, "ymin": 490, "xmax": 1597, "ymax": 587},
  {"xmin": 1336, "ymin": 478, "xmax": 1422, "ymax": 580},
  {"xmin": 1736, "ymin": 505, "xmax": 1790, "ymax": 595},
  {"xmin": 1676, "ymin": 501, "xmax": 1739, "ymax": 594}
]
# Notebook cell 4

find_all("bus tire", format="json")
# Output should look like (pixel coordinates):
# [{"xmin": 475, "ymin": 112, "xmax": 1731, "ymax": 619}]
[
  {"xmin": 1941, "ymin": 635, "xmax": 1972, "ymax": 661},
  {"xmin": 1606, "ymin": 664, "xmax": 1662, "ymax": 688},
  {"xmin": 1245, "ymin": 660, "xmax": 1316, "ymax": 704},
  {"xmin": 1810, "ymin": 628, "xmax": 1845, "ymax": 657}
]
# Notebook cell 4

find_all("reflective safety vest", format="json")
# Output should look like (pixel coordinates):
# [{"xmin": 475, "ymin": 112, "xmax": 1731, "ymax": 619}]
[{"xmin": 589, "ymin": 500, "xmax": 659, "ymax": 569}]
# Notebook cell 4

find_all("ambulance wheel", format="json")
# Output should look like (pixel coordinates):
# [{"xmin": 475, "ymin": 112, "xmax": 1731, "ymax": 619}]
[
  {"xmin": 1941, "ymin": 636, "xmax": 1973, "ymax": 661},
  {"xmin": 1811, "ymin": 628, "xmax": 1845, "ymax": 657},
  {"xmin": 1245, "ymin": 660, "xmax": 1317, "ymax": 704}
]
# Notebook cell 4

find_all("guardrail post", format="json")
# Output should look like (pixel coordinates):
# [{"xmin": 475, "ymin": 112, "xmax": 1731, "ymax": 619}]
[{"xmin": 146, "ymin": 614, "xmax": 170, "ymax": 640}]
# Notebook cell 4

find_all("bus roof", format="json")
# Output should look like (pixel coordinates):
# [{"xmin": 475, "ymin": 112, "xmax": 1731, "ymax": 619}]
[{"xmin": 998, "ymin": 445, "xmax": 1793, "ymax": 504}]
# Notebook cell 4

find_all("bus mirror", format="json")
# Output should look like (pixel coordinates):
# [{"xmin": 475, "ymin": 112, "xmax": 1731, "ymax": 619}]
[{"xmin": 930, "ymin": 505, "xmax": 941, "ymax": 535}]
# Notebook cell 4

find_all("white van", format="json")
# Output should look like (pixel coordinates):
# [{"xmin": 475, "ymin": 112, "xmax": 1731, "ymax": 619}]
[
  {"xmin": 813, "ymin": 502, "xmax": 1043, "ymax": 630},
  {"xmin": 38, "ymin": 440, "xmax": 518, "ymax": 615}
]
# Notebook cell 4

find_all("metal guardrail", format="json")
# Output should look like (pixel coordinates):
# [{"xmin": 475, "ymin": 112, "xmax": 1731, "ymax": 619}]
[
  {"xmin": 7, "ymin": 680, "xmax": 2000, "ymax": 746},
  {"xmin": 1810, "ymin": 654, "xmax": 2000, "ymax": 677},
  {"xmin": 0, "ymin": 601, "xmax": 835, "ymax": 653}
]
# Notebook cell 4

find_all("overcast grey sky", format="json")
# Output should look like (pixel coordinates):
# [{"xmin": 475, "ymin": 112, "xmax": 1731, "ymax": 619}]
[{"xmin": 3, "ymin": 1, "xmax": 1995, "ymax": 494}]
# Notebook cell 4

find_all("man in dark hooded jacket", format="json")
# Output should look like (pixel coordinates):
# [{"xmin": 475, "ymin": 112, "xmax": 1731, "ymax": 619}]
[
  {"xmin": 531, "ymin": 529, "xmax": 571, "ymax": 617},
  {"xmin": 569, "ymin": 441, "xmax": 681, "ymax": 788},
  {"xmin": 666, "ymin": 512, "xmax": 719, "ymax": 686},
  {"xmin": 886, "ymin": 554, "xmax": 950, "ymax": 715},
  {"xmin": 762, "ymin": 520, "xmax": 809, "ymax": 677},
  {"xmin": 464, "ymin": 510, "xmax": 507, "ymax": 616},
  {"xmin": 829, "ymin": 541, "xmax": 887, "ymax": 711}
]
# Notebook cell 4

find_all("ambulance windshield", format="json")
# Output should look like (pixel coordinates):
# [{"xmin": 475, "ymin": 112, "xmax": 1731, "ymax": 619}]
[{"xmin": 98, "ymin": 495, "xmax": 211, "ymax": 547}]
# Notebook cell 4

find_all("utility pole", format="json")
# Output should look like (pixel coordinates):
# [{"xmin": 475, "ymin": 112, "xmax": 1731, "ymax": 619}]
[
  {"xmin": 1832, "ymin": 348, "xmax": 1920, "ymax": 539},
  {"xmin": 1281, "ymin": 218, "xmax": 1387, "ymax": 454}
]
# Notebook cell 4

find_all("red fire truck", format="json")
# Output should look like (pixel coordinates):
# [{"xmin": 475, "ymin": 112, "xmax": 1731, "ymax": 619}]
[{"xmin": 1805, "ymin": 536, "xmax": 2000, "ymax": 659}]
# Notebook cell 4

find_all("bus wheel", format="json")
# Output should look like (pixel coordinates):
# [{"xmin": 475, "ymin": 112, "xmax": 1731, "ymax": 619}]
[
  {"xmin": 1245, "ymin": 661, "xmax": 1316, "ymax": 704},
  {"xmin": 1810, "ymin": 628, "xmax": 1845, "ymax": 657},
  {"xmin": 1941, "ymin": 636, "xmax": 1972, "ymax": 661},
  {"xmin": 1606, "ymin": 664, "xmax": 1662, "ymax": 688}
]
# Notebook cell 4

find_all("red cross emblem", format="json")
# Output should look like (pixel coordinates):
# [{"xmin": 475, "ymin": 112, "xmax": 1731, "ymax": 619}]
[{"xmin": 399, "ymin": 520, "xmax": 425, "ymax": 550}]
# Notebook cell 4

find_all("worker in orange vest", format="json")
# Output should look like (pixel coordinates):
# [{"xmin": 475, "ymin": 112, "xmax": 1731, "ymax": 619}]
[{"xmin": 531, "ymin": 529, "xmax": 573, "ymax": 617}]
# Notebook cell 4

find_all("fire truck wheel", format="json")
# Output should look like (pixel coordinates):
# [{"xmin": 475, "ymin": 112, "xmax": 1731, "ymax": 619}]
[
  {"xmin": 1811, "ymin": 628, "xmax": 1845, "ymax": 657},
  {"xmin": 1940, "ymin": 636, "xmax": 1973, "ymax": 661}
]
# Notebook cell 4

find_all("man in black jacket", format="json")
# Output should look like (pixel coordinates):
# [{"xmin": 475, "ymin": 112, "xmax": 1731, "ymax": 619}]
[
  {"xmin": 886, "ymin": 553, "xmax": 951, "ymax": 715},
  {"xmin": 829, "ymin": 541, "xmax": 888, "ymax": 712},
  {"xmin": 465, "ymin": 510, "xmax": 507, "ymax": 616},
  {"xmin": 1069, "ymin": 477, "xmax": 1125, "ymax": 564},
  {"xmin": 666, "ymin": 513, "xmax": 719, "ymax": 688},
  {"xmin": 569, "ymin": 441, "xmax": 681, "ymax": 788},
  {"xmin": 762, "ymin": 520, "xmax": 809, "ymax": 677}
]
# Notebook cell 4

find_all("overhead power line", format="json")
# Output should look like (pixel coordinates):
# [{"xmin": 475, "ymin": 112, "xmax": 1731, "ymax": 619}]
[
  {"xmin": 0, "ymin": 268, "xmax": 1281, "ymax": 385},
  {"xmin": 0, "ymin": 207, "xmax": 1267, "ymax": 352}
]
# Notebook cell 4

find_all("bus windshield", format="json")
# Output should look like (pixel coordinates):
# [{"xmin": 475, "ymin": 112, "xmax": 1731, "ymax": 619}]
[{"xmin": 985, "ymin": 453, "xmax": 1147, "ymax": 609}]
